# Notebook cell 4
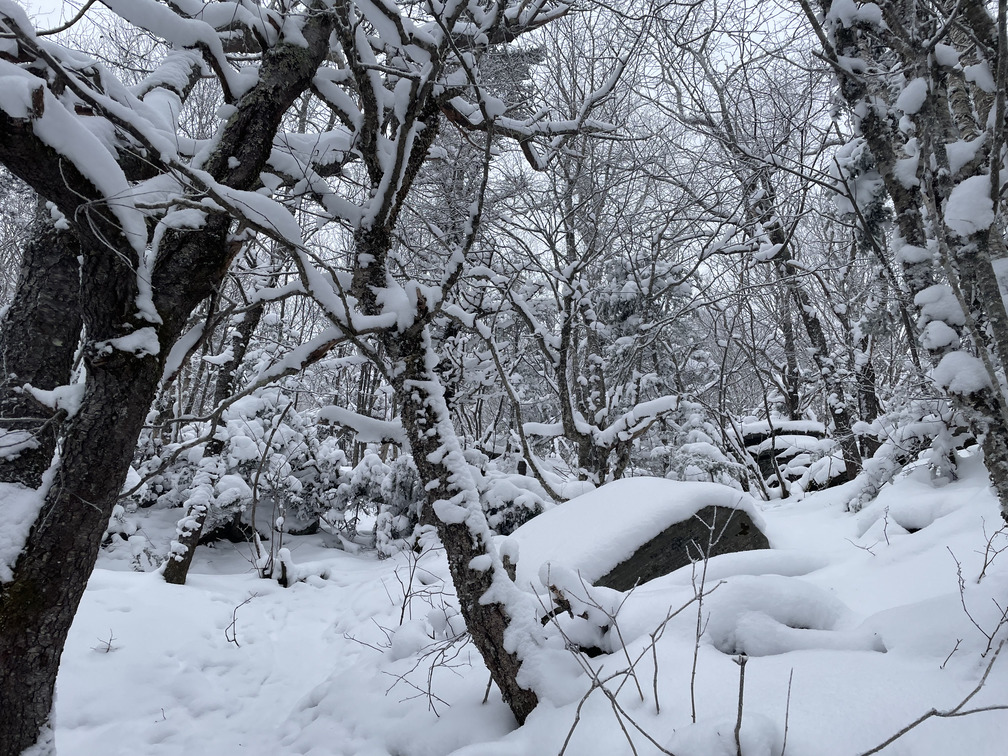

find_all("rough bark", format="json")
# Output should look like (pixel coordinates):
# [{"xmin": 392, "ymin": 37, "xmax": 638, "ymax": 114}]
[
  {"xmin": 392, "ymin": 324, "xmax": 539, "ymax": 724},
  {"xmin": 0, "ymin": 14, "xmax": 336, "ymax": 753},
  {"xmin": 0, "ymin": 217, "xmax": 81, "ymax": 487},
  {"xmin": 353, "ymin": 220, "xmax": 540, "ymax": 724},
  {"xmin": 0, "ymin": 349, "xmax": 161, "ymax": 756}
]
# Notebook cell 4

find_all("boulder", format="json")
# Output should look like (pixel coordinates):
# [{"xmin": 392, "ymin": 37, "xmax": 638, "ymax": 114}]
[
  {"xmin": 509, "ymin": 478, "xmax": 771, "ymax": 592},
  {"xmin": 595, "ymin": 505, "xmax": 769, "ymax": 591}
]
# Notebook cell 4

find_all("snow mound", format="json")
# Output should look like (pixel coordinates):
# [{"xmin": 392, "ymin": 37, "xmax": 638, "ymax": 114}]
[
  {"xmin": 509, "ymin": 478, "xmax": 765, "ymax": 589},
  {"xmin": 703, "ymin": 575, "xmax": 886, "ymax": 656}
]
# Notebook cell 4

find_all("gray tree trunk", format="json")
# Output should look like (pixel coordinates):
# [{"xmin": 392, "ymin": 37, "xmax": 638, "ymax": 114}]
[
  {"xmin": 0, "ymin": 14, "xmax": 336, "ymax": 752},
  {"xmin": 0, "ymin": 218, "xmax": 81, "ymax": 488}
]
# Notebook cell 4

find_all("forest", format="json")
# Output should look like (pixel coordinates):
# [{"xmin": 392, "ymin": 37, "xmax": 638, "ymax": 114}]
[{"xmin": 1, "ymin": 0, "xmax": 1008, "ymax": 754}]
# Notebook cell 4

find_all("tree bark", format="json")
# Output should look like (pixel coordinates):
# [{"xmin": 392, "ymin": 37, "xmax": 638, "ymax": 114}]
[
  {"xmin": 391, "ymin": 324, "xmax": 539, "ymax": 724},
  {"xmin": 0, "ymin": 217, "xmax": 81, "ymax": 488},
  {"xmin": 0, "ymin": 340, "xmax": 161, "ymax": 756},
  {"xmin": 0, "ymin": 13, "xmax": 336, "ymax": 752}
]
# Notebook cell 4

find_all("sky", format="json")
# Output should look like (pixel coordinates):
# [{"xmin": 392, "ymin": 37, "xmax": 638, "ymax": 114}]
[{"xmin": 25, "ymin": 0, "xmax": 72, "ymax": 27}]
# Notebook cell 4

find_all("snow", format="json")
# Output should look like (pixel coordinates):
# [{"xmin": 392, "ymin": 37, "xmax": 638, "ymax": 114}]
[
  {"xmin": 44, "ymin": 453, "xmax": 1008, "ymax": 755},
  {"xmin": 932, "ymin": 351, "xmax": 992, "ymax": 394},
  {"xmin": 965, "ymin": 63, "xmax": 997, "ymax": 93},
  {"xmin": 507, "ymin": 478, "xmax": 765, "ymax": 588},
  {"xmin": 945, "ymin": 174, "xmax": 995, "ymax": 236},
  {"xmin": 23, "ymin": 382, "xmax": 86, "ymax": 417},
  {"xmin": 826, "ymin": 0, "xmax": 857, "ymax": 27},
  {"xmin": 98, "ymin": 327, "xmax": 161, "ymax": 358},
  {"xmin": 896, "ymin": 77, "xmax": 928, "ymax": 115},
  {"xmin": 0, "ymin": 481, "xmax": 48, "ymax": 582},
  {"xmin": 934, "ymin": 44, "xmax": 960, "ymax": 68},
  {"xmin": 914, "ymin": 284, "xmax": 965, "ymax": 327},
  {"xmin": 947, "ymin": 136, "xmax": 985, "ymax": 175},
  {"xmin": 921, "ymin": 320, "xmax": 960, "ymax": 351}
]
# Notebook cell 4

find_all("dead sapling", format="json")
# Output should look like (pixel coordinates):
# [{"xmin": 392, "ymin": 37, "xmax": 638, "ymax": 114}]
[
  {"xmin": 948, "ymin": 547, "xmax": 1008, "ymax": 656},
  {"xmin": 734, "ymin": 654, "xmax": 747, "ymax": 756},
  {"xmin": 976, "ymin": 518, "xmax": 1008, "ymax": 583},
  {"xmin": 225, "ymin": 593, "xmax": 257, "ymax": 648},
  {"xmin": 690, "ymin": 506, "xmax": 735, "ymax": 723},
  {"xmin": 780, "ymin": 668, "xmax": 794, "ymax": 756}
]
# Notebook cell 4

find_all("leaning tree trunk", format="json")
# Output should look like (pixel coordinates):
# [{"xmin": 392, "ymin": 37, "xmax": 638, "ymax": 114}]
[
  {"xmin": 353, "ymin": 222, "xmax": 540, "ymax": 724},
  {"xmin": 0, "ymin": 342, "xmax": 163, "ymax": 755},
  {"xmin": 0, "ymin": 217, "xmax": 81, "ymax": 488},
  {"xmin": 389, "ymin": 322, "xmax": 540, "ymax": 724}
]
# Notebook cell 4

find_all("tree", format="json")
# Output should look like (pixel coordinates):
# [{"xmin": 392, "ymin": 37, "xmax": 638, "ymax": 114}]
[
  {"xmin": 0, "ymin": 1, "xmax": 614, "ymax": 751},
  {"xmin": 799, "ymin": 0, "xmax": 1008, "ymax": 518}
]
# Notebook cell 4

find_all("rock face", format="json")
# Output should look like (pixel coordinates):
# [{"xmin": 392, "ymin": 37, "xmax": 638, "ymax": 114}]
[{"xmin": 594, "ymin": 505, "xmax": 769, "ymax": 591}]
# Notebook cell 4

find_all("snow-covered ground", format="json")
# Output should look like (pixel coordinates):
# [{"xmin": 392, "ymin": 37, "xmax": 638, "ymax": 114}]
[{"xmin": 54, "ymin": 451, "xmax": 1008, "ymax": 755}]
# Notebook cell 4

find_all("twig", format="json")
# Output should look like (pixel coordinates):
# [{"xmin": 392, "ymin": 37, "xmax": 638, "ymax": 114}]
[
  {"xmin": 977, "ymin": 519, "xmax": 1008, "ymax": 583},
  {"xmin": 781, "ymin": 669, "xmax": 794, "ymax": 756},
  {"xmin": 949, "ymin": 547, "xmax": 1008, "ymax": 655},
  {"xmin": 859, "ymin": 639, "xmax": 1008, "ymax": 755},
  {"xmin": 224, "ymin": 593, "xmax": 257, "ymax": 648},
  {"xmin": 690, "ymin": 507, "xmax": 732, "ymax": 722},
  {"xmin": 941, "ymin": 639, "xmax": 962, "ymax": 670},
  {"xmin": 734, "ymin": 655, "xmax": 747, "ymax": 756},
  {"xmin": 846, "ymin": 537, "xmax": 878, "ymax": 556},
  {"xmin": 482, "ymin": 673, "xmax": 493, "ymax": 705},
  {"xmin": 91, "ymin": 629, "xmax": 116, "ymax": 653}
]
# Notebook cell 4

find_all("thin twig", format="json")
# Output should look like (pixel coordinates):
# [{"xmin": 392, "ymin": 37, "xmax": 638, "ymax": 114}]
[
  {"xmin": 781, "ymin": 669, "xmax": 794, "ymax": 756},
  {"xmin": 859, "ymin": 639, "xmax": 1008, "ymax": 755},
  {"xmin": 734, "ymin": 655, "xmax": 747, "ymax": 756},
  {"xmin": 224, "ymin": 593, "xmax": 258, "ymax": 648}
]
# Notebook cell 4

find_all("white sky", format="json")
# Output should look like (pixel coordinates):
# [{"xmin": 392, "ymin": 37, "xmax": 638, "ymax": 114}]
[{"xmin": 25, "ymin": 0, "xmax": 74, "ymax": 26}]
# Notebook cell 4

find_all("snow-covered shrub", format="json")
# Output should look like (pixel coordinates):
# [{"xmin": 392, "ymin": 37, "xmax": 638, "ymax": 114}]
[
  {"xmin": 330, "ymin": 449, "xmax": 390, "ymax": 536},
  {"xmin": 463, "ymin": 449, "xmax": 550, "ymax": 535},
  {"xmin": 478, "ymin": 468, "xmax": 548, "ymax": 535},
  {"xmin": 127, "ymin": 386, "xmax": 345, "ymax": 555},
  {"xmin": 849, "ymin": 398, "xmax": 969, "ymax": 511},
  {"xmin": 376, "ymin": 455, "xmax": 425, "ymax": 557},
  {"xmin": 649, "ymin": 406, "xmax": 747, "ymax": 489}
]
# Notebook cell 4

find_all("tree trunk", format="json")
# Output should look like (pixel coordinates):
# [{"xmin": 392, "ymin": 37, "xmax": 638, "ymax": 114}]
[
  {"xmin": 391, "ymin": 324, "xmax": 539, "ymax": 724},
  {"xmin": 353, "ymin": 221, "xmax": 540, "ymax": 723},
  {"xmin": 0, "ymin": 217, "xmax": 81, "ymax": 488},
  {"xmin": 0, "ymin": 349, "xmax": 161, "ymax": 756},
  {"xmin": 162, "ymin": 494, "xmax": 211, "ymax": 585},
  {"xmin": 753, "ymin": 176, "xmax": 862, "ymax": 481},
  {"xmin": 0, "ymin": 12, "xmax": 337, "ymax": 751}
]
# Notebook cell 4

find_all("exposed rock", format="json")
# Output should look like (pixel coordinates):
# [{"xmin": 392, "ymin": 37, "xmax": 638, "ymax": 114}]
[{"xmin": 595, "ymin": 505, "xmax": 769, "ymax": 591}]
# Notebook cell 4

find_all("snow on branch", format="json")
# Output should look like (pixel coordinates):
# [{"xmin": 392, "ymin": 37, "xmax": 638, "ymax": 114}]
[{"xmin": 316, "ymin": 405, "xmax": 405, "ymax": 445}]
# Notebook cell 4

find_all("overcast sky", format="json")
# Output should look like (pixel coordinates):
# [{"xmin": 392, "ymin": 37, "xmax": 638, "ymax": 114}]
[{"xmin": 26, "ymin": 0, "xmax": 72, "ymax": 26}]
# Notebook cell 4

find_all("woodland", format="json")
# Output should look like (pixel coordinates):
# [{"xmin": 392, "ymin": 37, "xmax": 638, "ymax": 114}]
[{"xmin": 2, "ymin": 0, "xmax": 1008, "ymax": 754}]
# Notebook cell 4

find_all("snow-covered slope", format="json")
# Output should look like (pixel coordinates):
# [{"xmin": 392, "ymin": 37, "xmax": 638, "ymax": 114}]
[{"xmin": 54, "ymin": 454, "xmax": 1008, "ymax": 755}]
